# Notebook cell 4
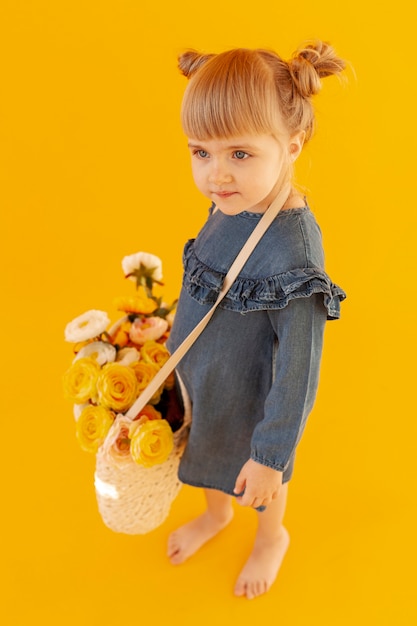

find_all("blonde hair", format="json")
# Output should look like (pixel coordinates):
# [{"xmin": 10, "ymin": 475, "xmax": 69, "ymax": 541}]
[{"xmin": 178, "ymin": 41, "xmax": 346, "ymax": 143}]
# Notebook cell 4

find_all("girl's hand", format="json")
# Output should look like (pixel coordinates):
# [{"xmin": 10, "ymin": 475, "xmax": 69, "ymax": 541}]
[{"xmin": 233, "ymin": 459, "xmax": 283, "ymax": 509}]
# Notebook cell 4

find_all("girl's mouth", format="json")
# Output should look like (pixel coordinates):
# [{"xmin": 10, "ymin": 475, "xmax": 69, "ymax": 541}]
[{"xmin": 214, "ymin": 191, "xmax": 237, "ymax": 198}]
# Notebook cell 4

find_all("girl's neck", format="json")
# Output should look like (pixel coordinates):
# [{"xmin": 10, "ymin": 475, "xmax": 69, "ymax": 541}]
[{"xmin": 281, "ymin": 188, "xmax": 306, "ymax": 211}]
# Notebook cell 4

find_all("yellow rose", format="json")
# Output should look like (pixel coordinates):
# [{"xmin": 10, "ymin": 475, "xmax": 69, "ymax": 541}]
[
  {"xmin": 130, "ymin": 361, "xmax": 160, "ymax": 396},
  {"xmin": 140, "ymin": 340, "xmax": 170, "ymax": 368},
  {"xmin": 97, "ymin": 363, "xmax": 139, "ymax": 412},
  {"xmin": 63, "ymin": 357, "xmax": 100, "ymax": 403},
  {"xmin": 129, "ymin": 418, "xmax": 174, "ymax": 467},
  {"xmin": 76, "ymin": 405, "xmax": 115, "ymax": 454}
]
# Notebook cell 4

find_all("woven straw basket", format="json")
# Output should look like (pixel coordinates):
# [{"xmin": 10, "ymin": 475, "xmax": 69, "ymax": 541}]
[
  {"xmin": 93, "ymin": 314, "xmax": 192, "ymax": 535},
  {"xmin": 94, "ymin": 375, "xmax": 191, "ymax": 535}
]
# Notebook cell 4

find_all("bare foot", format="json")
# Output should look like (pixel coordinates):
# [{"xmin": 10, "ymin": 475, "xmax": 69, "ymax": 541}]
[
  {"xmin": 234, "ymin": 526, "xmax": 290, "ymax": 599},
  {"xmin": 167, "ymin": 510, "xmax": 233, "ymax": 565}
]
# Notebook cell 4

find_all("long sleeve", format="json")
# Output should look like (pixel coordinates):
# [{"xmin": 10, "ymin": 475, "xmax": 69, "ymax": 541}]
[{"xmin": 250, "ymin": 292, "xmax": 327, "ymax": 472}]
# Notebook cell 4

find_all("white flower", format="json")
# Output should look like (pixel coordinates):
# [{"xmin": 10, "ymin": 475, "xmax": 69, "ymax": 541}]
[
  {"xmin": 73, "ymin": 341, "xmax": 117, "ymax": 366},
  {"xmin": 129, "ymin": 316, "xmax": 168, "ymax": 344},
  {"xmin": 99, "ymin": 414, "xmax": 133, "ymax": 467},
  {"xmin": 116, "ymin": 347, "xmax": 140, "ymax": 366},
  {"xmin": 65, "ymin": 310, "xmax": 110, "ymax": 343},
  {"xmin": 122, "ymin": 252, "xmax": 163, "ymax": 283}
]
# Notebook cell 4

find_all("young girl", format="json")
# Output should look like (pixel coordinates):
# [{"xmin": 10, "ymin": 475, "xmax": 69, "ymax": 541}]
[{"xmin": 166, "ymin": 41, "xmax": 346, "ymax": 600}]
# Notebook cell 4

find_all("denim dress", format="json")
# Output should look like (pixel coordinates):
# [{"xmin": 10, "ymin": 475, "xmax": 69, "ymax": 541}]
[{"xmin": 167, "ymin": 203, "xmax": 346, "ymax": 495}]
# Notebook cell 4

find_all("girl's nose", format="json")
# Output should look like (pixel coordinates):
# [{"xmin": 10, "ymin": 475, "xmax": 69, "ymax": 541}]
[{"xmin": 208, "ymin": 163, "xmax": 233, "ymax": 186}]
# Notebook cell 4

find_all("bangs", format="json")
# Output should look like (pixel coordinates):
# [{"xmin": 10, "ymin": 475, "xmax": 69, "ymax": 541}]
[{"xmin": 181, "ymin": 49, "xmax": 284, "ymax": 139}]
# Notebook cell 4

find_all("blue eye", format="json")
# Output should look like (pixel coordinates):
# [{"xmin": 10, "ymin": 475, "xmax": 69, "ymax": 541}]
[
  {"xmin": 197, "ymin": 150, "xmax": 209, "ymax": 158},
  {"xmin": 234, "ymin": 151, "xmax": 248, "ymax": 160}
]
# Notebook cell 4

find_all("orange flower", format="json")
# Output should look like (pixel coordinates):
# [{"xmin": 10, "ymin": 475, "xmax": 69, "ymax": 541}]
[
  {"xmin": 164, "ymin": 371, "xmax": 175, "ymax": 391},
  {"xmin": 112, "ymin": 328, "xmax": 130, "ymax": 348},
  {"xmin": 114, "ymin": 287, "xmax": 157, "ymax": 315},
  {"xmin": 134, "ymin": 404, "xmax": 162, "ymax": 423}
]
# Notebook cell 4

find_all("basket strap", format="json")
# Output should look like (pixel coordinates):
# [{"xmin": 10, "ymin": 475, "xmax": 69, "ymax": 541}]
[{"xmin": 124, "ymin": 182, "xmax": 291, "ymax": 420}]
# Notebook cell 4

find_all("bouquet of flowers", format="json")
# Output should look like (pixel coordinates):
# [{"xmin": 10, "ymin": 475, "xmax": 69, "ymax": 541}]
[{"xmin": 63, "ymin": 252, "xmax": 191, "ymax": 534}]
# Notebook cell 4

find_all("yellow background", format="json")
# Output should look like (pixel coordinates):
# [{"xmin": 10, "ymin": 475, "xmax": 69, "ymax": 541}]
[{"xmin": 1, "ymin": 1, "xmax": 416, "ymax": 624}]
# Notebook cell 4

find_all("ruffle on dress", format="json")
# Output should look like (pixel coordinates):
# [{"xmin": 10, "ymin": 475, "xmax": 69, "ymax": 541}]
[{"xmin": 183, "ymin": 241, "xmax": 346, "ymax": 320}]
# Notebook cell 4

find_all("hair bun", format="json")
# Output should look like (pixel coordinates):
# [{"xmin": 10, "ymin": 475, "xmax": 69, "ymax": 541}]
[
  {"xmin": 288, "ymin": 41, "xmax": 346, "ymax": 98},
  {"xmin": 178, "ymin": 50, "xmax": 214, "ymax": 78}
]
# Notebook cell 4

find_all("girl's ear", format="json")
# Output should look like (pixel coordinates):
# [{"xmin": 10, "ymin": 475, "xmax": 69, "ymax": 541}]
[{"xmin": 289, "ymin": 130, "xmax": 306, "ymax": 161}]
